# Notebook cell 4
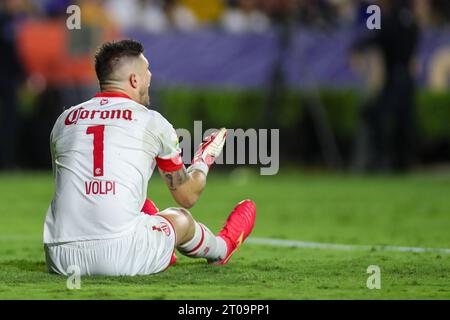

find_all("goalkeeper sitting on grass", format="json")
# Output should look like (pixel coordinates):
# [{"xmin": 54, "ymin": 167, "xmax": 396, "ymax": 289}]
[{"xmin": 43, "ymin": 39, "xmax": 256, "ymax": 276}]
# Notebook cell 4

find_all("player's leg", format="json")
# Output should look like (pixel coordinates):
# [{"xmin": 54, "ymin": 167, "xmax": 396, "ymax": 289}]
[
  {"xmin": 158, "ymin": 199, "xmax": 256, "ymax": 265},
  {"xmin": 157, "ymin": 207, "xmax": 226, "ymax": 261}
]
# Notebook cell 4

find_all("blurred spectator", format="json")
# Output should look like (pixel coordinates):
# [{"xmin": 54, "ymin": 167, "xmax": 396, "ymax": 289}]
[
  {"xmin": 180, "ymin": 0, "xmax": 225, "ymax": 25},
  {"xmin": 164, "ymin": 0, "xmax": 199, "ymax": 31},
  {"xmin": 430, "ymin": 0, "xmax": 450, "ymax": 26},
  {"xmin": 221, "ymin": 0, "xmax": 270, "ymax": 34},
  {"xmin": 0, "ymin": 0, "xmax": 27, "ymax": 169},
  {"xmin": 351, "ymin": 0, "xmax": 420, "ymax": 172},
  {"xmin": 15, "ymin": 0, "xmax": 118, "ymax": 167},
  {"xmin": 105, "ymin": 0, "xmax": 142, "ymax": 31},
  {"xmin": 291, "ymin": 0, "xmax": 338, "ymax": 28},
  {"xmin": 260, "ymin": 0, "xmax": 295, "ymax": 22},
  {"xmin": 82, "ymin": 1, "xmax": 450, "ymax": 33},
  {"xmin": 332, "ymin": 0, "xmax": 358, "ymax": 26},
  {"xmin": 428, "ymin": 46, "xmax": 450, "ymax": 91},
  {"xmin": 413, "ymin": 0, "xmax": 433, "ymax": 27},
  {"xmin": 105, "ymin": 0, "xmax": 198, "ymax": 33},
  {"xmin": 16, "ymin": 0, "xmax": 118, "ymax": 97},
  {"xmin": 0, "ymin": 0, "xmax": 449, "ymax": 170}
]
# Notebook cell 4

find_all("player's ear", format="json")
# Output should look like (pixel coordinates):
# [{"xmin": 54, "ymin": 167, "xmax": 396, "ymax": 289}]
[{"xmin": 129, "ymin": 73, "xmax": 138, "ymax": 89}]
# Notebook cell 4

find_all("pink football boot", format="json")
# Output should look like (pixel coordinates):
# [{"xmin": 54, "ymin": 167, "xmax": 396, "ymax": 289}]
[{"xmin": 210, "ymin": 200, "xmax": 256, "ymax": 266}]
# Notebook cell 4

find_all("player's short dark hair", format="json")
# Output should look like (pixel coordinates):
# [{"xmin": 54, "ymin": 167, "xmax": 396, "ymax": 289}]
[{"xmin": 94, "ymin": 39, "xmax": 144, "ymax": 85}]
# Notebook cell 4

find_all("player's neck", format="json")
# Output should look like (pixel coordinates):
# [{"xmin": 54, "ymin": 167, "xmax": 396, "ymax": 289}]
[
  {"xmin": 100, "ymin": 86, "xmax": 137, "ymax": 102},
  {"xmin": 100, "ymin": 86, "xmax": 128, "ymax": 95}
]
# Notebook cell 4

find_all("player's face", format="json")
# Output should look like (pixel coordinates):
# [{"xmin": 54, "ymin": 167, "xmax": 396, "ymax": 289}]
[{"xmin": 138, "ymin": 54, "xmax": 152, "ymax": 107}]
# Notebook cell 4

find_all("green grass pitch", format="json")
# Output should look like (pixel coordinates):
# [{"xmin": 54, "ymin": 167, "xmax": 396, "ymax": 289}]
[{"xmin": 0, "ymin": 170, "xmax": 449, "ymax": 299}]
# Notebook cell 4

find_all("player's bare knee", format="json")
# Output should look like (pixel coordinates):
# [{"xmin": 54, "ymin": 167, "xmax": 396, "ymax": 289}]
[
  {"xmin": 165, "ymin": 207, "xmax": 195, "ymax": 243},
  {"xmin": 180, "ymin": 209, "xmax": 196, "ymax": 240},
  {"xmin": 167, "ymin": 207, "xmax": 192, "ymax": 220},
  {"xmin": 176, "ymin": 208, "xmax": 195, "ymax": 240}
]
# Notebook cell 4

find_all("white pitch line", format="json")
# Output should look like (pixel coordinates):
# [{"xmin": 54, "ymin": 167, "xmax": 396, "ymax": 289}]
[
  {"xmin": 1, "ymin": 235, "xmax": 449, "ymax": 254},
  {"xmin": 247, "ymin": 238, "xmax": 450, "ymax": 254}
]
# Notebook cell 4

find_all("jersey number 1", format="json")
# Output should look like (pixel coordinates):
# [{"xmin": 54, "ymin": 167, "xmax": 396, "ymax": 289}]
[{"xmin": 86, "ymin": 125, "xmax": 104, "ymax": 177}]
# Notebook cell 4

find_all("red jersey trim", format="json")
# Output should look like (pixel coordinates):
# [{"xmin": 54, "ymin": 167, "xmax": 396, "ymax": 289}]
[
  {"xmin": 155, "ymin": 155, "xmax": 184, "ymax": 172},
  {"xmin": 94, "ymin": 92, "xmax": 133, "ymax": 100}
]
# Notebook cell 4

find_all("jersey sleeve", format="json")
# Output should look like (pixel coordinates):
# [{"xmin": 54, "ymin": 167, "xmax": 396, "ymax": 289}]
[
  {"xmin": 49, "ymin": 109, "xmax": 67, "ymax": 177},
  {"xmin": 155, "ymin": 114, "xmax": 184, "ymax": 172}
]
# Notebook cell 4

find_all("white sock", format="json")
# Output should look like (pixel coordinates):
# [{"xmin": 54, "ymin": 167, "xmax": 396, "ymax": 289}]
[{"xmin": 178, "ymin": 222, "xmax": 227, "ymax": 262}]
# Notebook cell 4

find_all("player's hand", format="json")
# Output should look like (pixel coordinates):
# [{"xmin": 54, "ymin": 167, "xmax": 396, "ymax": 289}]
[{"xmin": 189, "ymin": 128, "xmax": 227, "ymax": 175}]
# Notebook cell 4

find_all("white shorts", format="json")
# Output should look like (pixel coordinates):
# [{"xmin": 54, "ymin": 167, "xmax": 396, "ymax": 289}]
[{"xmin": 44, "ymin": 214, "xmax": 176, "ymax": 276}]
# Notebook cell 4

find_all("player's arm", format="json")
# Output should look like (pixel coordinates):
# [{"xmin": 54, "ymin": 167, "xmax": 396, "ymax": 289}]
[
  {"xmin": 158, "ymin": 128, "xmax": 227, "ymax": 209},
  {"xmin": 158, "ymin": 166, "xmax": 206, "ymax": 209}
]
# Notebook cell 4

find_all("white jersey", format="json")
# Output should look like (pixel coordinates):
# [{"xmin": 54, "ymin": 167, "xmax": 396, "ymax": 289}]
[{"xmin": 43, "ymin": 92, "xmax": 183, "ymax": 244}]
